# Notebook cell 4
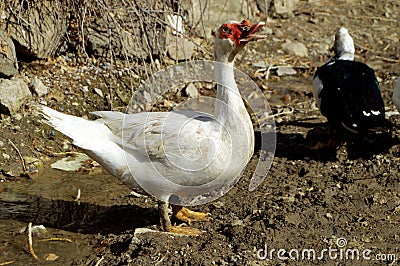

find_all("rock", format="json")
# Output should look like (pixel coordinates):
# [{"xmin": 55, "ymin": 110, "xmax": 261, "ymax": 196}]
[
  {"xmin": 167, "ymin": 36, "xmax": 196, "ymax": 61},
  {"xmin": 313, "ymin": 43, "xmax": 330, "ymax": 56},
  {"xmin": 184, "ymin": 83, "xmax": 199, "ymax": 98},
  {"xmin": 163, "ymin": 100, "xmax": 176, "ymax": 107},
  {"xmin": 273, "ymin": 0, "xmax": 299, "ymax": 18},
  {"xmin": 281, "ymin": 40, "xmax": 308, "ymax": 57},
  {"xmin": 50, "ymin": 153, "xmax": 91, "ymax": 172},
  {"xmin": 18, "ymin": 224, "xmax": 47, "ymax": 235},
  {"xmin": 276, "ymin": 66, "xmax": 297, "ymax": 76},
  {"xmin": 23, "ymin": 156, "xmax": 40, "ymax": 165},
  {"xmin": 0, "ymin": 1, "xmax": 68, "ymax": 59},
  {"xmin": 2, "ymin": 153, "xmax": 10, "ymax": 160},
  {"xmin": 256, "ymin": 0, "xmax": 299, "ymax": 18},
  {"xmin": 44, "ymin": 253, "xmax": 59, "ymax": 261},
  {"xmin": 62, "ymin": 140, "xmax": 71, "ymax": 151},
  {"xmin": 0, "ymin": 78, "xmax": 31, "ymax": 115},
  {"xmin": 252, "ymin": 61, "xmax": 268, "ymax": 68},
  {"xmin": 81, "ymin": 86, "xmax": 89, "ymax": 94},
  {"xmin": 49, "ymin": 90, "xmax": 65, "ymax": 102},
  {"xmin": 30, "ymin": 77, "xmax": 49, "ymax": 97},
  {"xmin": 181, "ymin": 0, "xmax": 259, "ymax": 38},
  {"xmin": 0, "ymin": 30, "xmax": 18, "ymax": 77},
  {"xmin": 232, "ymin": 219, "xmax": 244, "ymax": 226},
  {"xmin": 23, "ymin": 156, "xmax": 43, "ymax": 169},
  {"xmin": 13, "ymin": 113, "xmax": 23, "ymax": 121},
  {"xmin": 93, "ymin": 88, "xmax": 104, "ymax": 98}
]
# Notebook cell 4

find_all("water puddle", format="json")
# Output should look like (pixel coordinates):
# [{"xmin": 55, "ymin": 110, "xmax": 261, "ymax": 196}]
[{"xmin": 0, "ymin": 163, "xmax": 156, "ymax": 265}]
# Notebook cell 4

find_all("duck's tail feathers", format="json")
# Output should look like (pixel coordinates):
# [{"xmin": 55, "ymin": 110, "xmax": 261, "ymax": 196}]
[{"xmin": 36, "ymin": 105, "xmax": 113, "ymax": 149}]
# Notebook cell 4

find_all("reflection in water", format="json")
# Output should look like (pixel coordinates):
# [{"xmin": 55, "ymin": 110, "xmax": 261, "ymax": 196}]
[{"xmin": 0, "ymin": 189, "xmax": 157, "ymax": 234}]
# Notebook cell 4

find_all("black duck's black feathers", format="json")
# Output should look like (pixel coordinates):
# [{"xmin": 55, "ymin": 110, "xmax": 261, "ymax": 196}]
[{"xmin": 314, "ymin": 59, "xmax": 388, "ymax": 134}]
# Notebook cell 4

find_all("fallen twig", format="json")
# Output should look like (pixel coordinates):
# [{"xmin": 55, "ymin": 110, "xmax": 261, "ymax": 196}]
[
  {"xmin": 74, "ymin": 189, "xmax": 81, "ymax": 202},
  {"xmin": 374, "ymin": 55, "xmax": 400, "ymax": 63},
  {"xmin": 8, "ymin": 139, "xmax": 27, "ymax": 172},
  {"xmin": 28, "ymin": 223, "xmax": 39, "ymax": 260},
  {"xmin": 0, "ymin": 261, "xmax": 15, "ymax": 266},
  {"xmin": 265, "ymin": 63, "xmax": 275, "ymax": 81},
  {"xmin": 39, "ymin": 238, "xmax": 73, "ymax": 243}
]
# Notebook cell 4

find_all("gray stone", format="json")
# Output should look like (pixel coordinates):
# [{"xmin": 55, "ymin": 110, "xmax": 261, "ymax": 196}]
[
  {"xmin": 281, "ymin": 41, "xmax": 308, "ymax": 57},
  {"xmin": 313, "ymin": 43, "xmax": 330, "ymax": 56},
  {"xmin": 256, "ymin": 0, "xmax": 299, "ymax": 18},
  {"xmin": 0, "ymin": 30, "xmax": 18, "ymax": 77},
  {"xmin": 185, "ymin": 83, "xmax": 199, "ymax": 98},
  {"xmin": 273, "ymin": 0, "xmax": 299, "ymax": 18},
  {"xmin": 93, "ymin": 88, "xmax": 104, "ymax": 98},
  {"xmin": 0, "ymin": 78, "xmax": 31, "ymax": 115},
  {"xmin": 0, "ymin": 1, "xmax": 68, "ymax": 59},
  {"xmin": 181, "ymin": 0, "xmax": 259, "ymax": 39},
  {"xmin": 51, "ymin": 153, "xmax": 91, "ymax": 172},
  {"xmin": 252, "ymin": 61, "xmax": 268, "ymax": 68},
  {"xmin": 30, "ymin": 77, "xmax": 48, "ymax": 97},
  {"xmin": 81, "ymin": 86, "xmax": 89, "ymax": 94},
  {"xmin": 276, "ymin": 66, "xmax": 297, "ymax": 76},
  {"xmin": 167, "ymin": 35, "xmax": 196, "ymax": 61},
  {"xmin": 13, "ymin": 113, "xmax": 23, "ymax": 120}
]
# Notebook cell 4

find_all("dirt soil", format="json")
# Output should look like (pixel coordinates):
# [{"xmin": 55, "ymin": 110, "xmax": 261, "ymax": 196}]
[{"xmin": 1, "ymin": 0, "xmax": 400, "ymax": 265}]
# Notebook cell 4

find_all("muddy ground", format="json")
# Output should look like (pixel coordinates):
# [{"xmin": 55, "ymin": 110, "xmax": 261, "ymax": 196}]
[{"xmin": 1, "ymin": 0, "xmax": 400, "ymax": 265}]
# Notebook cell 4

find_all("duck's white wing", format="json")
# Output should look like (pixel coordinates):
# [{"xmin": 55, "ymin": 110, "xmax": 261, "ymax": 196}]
[
  {"xmin": 93, "ymin": 110, "xmax": 217, "ymax": 157},
  {"xmin": 93, "ymin": 110, "xmax": 229, "ymax": 184}
]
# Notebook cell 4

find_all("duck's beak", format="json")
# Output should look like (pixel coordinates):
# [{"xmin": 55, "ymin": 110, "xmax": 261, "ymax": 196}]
[{"xmin": 239, "ymin": 22, "xmax": 267, "ymax": 44}]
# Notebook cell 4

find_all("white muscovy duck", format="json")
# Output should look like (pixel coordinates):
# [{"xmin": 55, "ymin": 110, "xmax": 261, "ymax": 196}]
[
  {"xmin": 37, "ymin": 20, "xmax": 266, "ymax": 235},
  {"xmin": 393, "ymin": 78, "xmax": 400, "ymax": 112},
  {"xmin": 312, "ymin": 27, "xmax": 389, "ymax": 148}
]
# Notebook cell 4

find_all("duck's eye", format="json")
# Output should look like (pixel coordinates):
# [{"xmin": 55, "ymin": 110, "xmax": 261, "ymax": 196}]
[{"xmin": 222, "ymin": 26, "xmax": 229, "ymax": 33}]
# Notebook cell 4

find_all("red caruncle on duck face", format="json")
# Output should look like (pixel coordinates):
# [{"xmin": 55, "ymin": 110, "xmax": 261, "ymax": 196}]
[{"xmin": 218, "ymin": 19, "xmax": 266, "ymax": 46}]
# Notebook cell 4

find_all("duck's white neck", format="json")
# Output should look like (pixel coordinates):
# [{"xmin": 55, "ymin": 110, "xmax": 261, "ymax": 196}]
[
  {"xmin": 214, "ymin": 61, "xmax": 249, "ymax": 128},
  {"xmin": 335, "ymin": 53, "xmax": 354, "ymax": 61}
]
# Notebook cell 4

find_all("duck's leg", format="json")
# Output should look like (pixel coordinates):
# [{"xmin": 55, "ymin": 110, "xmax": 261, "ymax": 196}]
[
  {"xmin": 157, "ymin": 201, "xmax": 209, "ymax": 236},
  {"xmin": 158, "ymin": 201, "xmax": 171, "ymax": 230}
]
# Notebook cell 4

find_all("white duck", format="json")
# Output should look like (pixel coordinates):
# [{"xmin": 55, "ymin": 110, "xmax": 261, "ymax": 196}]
[{"xmin": 38, "ymin": 20, "xmax": 266, "ymax": 235}]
